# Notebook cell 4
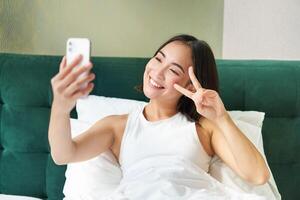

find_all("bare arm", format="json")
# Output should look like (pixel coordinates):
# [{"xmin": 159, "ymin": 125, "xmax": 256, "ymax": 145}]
[
  {"xmin": 48, "ymin": 108, "xmax": 74, "ymax": 165},
  {"xmin": 174, "ymin": 66, "xmax": 269, "ymax": 186},
  {"xmin": 69, "ymin": 115, "xmax": 115, "ymax": 163},
  {"xmin": 49, "ymin": 109, "xmax": 116, "ymax": 165},
  {"xmin": 203, "ymin": 115, "xmax": 270, "ymax": 185},
  {"xmin": 48, "ymin": 55, "xmax": 96, "ymax": 165}
]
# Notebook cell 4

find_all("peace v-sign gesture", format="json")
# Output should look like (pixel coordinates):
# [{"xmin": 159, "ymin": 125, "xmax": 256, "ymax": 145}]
[{"xmin": 174, "ymin": 67, "xmax": 227, "ymax": 122}]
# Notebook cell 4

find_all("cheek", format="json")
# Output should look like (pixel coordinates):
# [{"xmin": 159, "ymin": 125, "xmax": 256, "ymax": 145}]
[
  {"xmin": 170, "ymin": 79, "xmax": 180, "ymax": 86},
  {"xmin": 144, "ymin": 61, "xmax": 154, "ymax": 75},
  {"xmin": 146, "ymin": 59, "xmax": 155, "ymax": 69},
  {"xmin": 143, "ymin": 63, "xmax": 151, "ymax": 77},
  {"xmin": 167, "ymin": 77, "xmax": 184, "ymax": 91},
  {"xmin": 169, "ymin": 76, "xmax": 186, "ymax": 85}
]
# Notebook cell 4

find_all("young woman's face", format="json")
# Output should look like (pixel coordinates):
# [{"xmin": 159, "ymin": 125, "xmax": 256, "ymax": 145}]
[{"xmin": 143, "ymin": 41, "xmax": 194, "ymax": 101}]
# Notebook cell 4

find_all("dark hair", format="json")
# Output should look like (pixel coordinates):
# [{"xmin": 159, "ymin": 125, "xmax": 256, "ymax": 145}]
[{"xmin": 136, "ymin": 34, "xmax": 219, "ymax": 122}]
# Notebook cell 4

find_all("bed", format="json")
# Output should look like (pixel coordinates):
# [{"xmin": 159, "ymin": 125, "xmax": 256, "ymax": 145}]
[{"xmin": 0, "ymin": 53, "xmax": 299, "ymax": 199}]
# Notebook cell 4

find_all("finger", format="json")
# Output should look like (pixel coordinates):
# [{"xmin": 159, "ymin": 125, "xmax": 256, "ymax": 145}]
[
  {"xmin": 71, "ymin": 82, "xmax": 94, "ymax": 100},
  {"xmin": 174, "ymin": 83, "xmax": 193, "ymax": 99},
  {"xmin": 200, "ymin": 92, "xmax": 218, "ymax": 106},
  {"xmin": 202, "ymin": 100, "xmax": 212, "ymax": 106},
  {"xmin": 64, "ymin": 73, "xmax": 95, "ymax": 97},
  {"xmin": 56, "ymin": 63, "xmax": 93, "ymax": 92},
  {"xmin": 59, "ymin": 56, "xmax": 67, "ymax": 72},
  {"xmin": 57, "ymin": 54, "xmax": 83, "ymax": 80},
  {"xmin": 51, "ymin": 55, "xmax": 85, "ymax": 86},
  {"xmin": 188, "ymin": 67, "xmax": 202, "ymax": 90},
  {"xmin": 202, "ymin": 90, "xmax": 217, "ymax": 98}
]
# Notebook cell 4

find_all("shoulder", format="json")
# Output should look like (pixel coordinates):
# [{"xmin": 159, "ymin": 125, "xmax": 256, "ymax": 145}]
[
  {"xmin": 103, "ymin": 114, "xmax": 128, "ymax": 121},
  {"xmin": 100, "ymin": 114, "xmax": 128, "ymax": 137},
  {"xmin": 101, "ymin": 114, "xmax": 128, "ymax": 129}
]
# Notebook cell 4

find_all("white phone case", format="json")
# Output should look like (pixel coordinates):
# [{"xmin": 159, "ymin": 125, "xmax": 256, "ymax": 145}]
[{"xmin": 66, "ymin": 38, "xmax": 91, "ymax": 90}]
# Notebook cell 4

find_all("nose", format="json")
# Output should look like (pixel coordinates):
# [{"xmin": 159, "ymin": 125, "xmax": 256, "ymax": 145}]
[{"xmin": 152, "ymin": 65, "xmax": 166, "ymax": 81}]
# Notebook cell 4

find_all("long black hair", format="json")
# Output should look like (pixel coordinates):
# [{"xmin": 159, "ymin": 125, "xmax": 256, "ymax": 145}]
[{"xmin": 136, "ymin": 34, "xmax": 219, "ymax": 122}]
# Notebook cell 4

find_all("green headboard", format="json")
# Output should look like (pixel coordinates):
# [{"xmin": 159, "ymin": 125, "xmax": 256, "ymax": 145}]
[{"xmin": 0, "ymin": 53, "xmax": 299, "ymax": 199}]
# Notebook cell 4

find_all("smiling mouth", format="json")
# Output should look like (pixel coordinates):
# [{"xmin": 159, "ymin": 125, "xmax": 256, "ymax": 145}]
[{"xmin": 149, "ymin": 77, "xmax": 164, "ymax": 89}]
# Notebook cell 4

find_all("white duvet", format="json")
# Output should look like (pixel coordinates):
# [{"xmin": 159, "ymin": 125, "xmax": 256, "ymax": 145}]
[{"xmin": 101, "ymin": 155, "xmax": 266, "ymax": 200}]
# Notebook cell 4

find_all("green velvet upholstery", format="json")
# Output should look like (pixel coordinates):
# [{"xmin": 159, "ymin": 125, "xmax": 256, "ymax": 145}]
[{"xmin": 0, "ymin": 53, "xmax": 299, "ymax": 199}]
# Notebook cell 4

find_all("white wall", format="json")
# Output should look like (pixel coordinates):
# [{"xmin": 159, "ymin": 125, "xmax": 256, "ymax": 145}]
[{"xmin": 223, "ymin": 0, "xmax": 300, "ymax": 60}]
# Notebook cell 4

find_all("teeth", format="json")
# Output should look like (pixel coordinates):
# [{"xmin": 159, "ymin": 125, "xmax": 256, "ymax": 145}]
[{"xmin": 150, "ymin": 78, "xmax": 163, "ymax": 88}]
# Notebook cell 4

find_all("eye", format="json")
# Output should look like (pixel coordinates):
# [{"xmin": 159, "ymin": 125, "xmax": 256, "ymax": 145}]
[
  {"xmin": 155, "ymin": 57, "xmax": 161, "ymax": 62},
  {"xmin": 170, "ymin": 69, "xmax": 179, "ymax": 76}
]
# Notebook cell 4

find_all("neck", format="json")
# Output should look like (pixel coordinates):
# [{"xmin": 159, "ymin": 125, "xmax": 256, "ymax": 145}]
[{"xmin": 143, "ymin": 99, "xmax": 178, "ymax": 121}]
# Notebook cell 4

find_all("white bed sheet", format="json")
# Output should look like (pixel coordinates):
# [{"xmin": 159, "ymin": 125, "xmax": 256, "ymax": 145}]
[{"xmin": 0, "ymin": 194, "xmax": 42, "ymax": 200}]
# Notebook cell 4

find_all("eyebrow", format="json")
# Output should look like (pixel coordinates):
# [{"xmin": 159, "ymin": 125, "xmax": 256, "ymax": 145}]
[{"xmin": 158, "ymin": 51, "xmax": 185, "ymax": 73}]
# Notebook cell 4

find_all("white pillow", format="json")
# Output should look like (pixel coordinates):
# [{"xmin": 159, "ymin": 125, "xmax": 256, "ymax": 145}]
[
  {"xmin": 208, "ymin": 118, "xmax": 281, "ymax": 200},
  {"xmin": 76, "ymin": 95, "xmax": 147, "ymax": 124},
  {"xmin": 63, "ymin": 119, "xmax": 122, "ymax": 200},
  {"xmin": 228, "ymin": 110, "xmax": 265, "ymax": 128},
  {"xmin": 64, "ymin": 95, "xmax": 281, "ymax": 199}
]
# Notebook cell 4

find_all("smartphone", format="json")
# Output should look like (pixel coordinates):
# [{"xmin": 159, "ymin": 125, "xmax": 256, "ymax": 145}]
[{"xmin": 66, "ymin": 38, "xmax": 91, "ymax": 89}]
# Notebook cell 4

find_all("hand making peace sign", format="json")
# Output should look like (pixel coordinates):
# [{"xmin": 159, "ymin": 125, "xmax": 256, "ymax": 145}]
[{"xmin": 174, "ymin": 67, "xmax": 227, "ymax": 122}]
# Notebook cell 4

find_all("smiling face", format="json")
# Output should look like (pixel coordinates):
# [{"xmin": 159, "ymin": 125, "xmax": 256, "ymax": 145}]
[{"xmin": 143, "ymin": 41, "xmax": 194, "ymax": 102}]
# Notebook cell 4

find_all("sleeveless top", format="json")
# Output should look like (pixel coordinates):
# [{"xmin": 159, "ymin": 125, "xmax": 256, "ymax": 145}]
[{"xmin": 119, "ymin": 104, "xmax": 212, "ymax": 176}]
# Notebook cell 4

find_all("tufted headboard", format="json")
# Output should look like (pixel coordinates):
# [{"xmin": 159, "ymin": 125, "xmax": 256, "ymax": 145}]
[{"xmin": 0, "ymin": 53, "xmax": 299, "ymax": 199}]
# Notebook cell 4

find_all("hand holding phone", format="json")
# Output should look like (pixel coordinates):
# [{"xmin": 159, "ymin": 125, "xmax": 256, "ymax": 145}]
[{"xmin": 50, "ymin": 38, "xmax": 94, "ymax": 113}]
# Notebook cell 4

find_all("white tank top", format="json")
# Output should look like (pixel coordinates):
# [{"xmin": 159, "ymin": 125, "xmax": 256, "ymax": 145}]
[{"xmin": 119, "ymin": 104, "xmax": 212, "ymax": 176}]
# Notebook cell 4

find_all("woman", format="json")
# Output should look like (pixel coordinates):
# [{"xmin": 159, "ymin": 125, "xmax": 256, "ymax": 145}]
[{"xmin": 49, "ymin": 34, "xmax": 270, "ymax": 199}]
